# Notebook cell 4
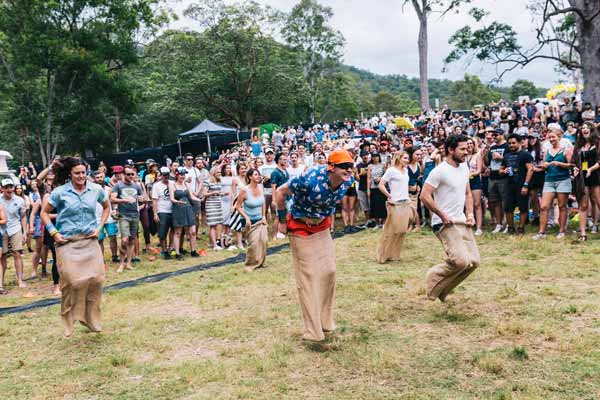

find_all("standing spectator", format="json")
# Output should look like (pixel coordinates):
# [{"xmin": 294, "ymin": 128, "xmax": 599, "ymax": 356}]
[
  {"xmin": 485, "ymin": 130, "xmax": 509, "ymax": 233},
  {"xmin": 204, "ymin": 167, "xmax": 224, "ymax": 250},
  {"xmin": 287, "ymin": 152, "xmax": 305, "ymax": 181},
  {"xmin": 527, "ymin": 133, "xmax": 545, "ymax": 225},
  {"xmin": 170, "ymin": 167, "xmax": 200, "ymax": 259},
  {"xmin": 573, "ymin": 123, "xmax": 600, "ymax": 240},
  {"xmin": 152, "ymin": 167, "xmax": 174, "ymax": 259},
  {"xmin": 28, "ymin": 181, "xmax": 45, "ymax": 277},
  {"xmin": 356, "ymin": 150, "xmax": 371, "ymax": 226},
  {"xmin": 258, "ymin": 148, "xmax": 277, "ymax": 221},
  {"xmin": 111, "ymin": 165, "xmax": 143, "ymax": 272},
  {"xmin": 270, "ymin": 153, "xmax": 289, "ymax": 239},
  {"xmin": 466, "ymin": 138, "xmax": 484, "ymax": 235},
  {"xmin": 533, "ymin": 130, "xmax": 574, "ymax": 240},
  {"xmin": 0, "ymin": 179, "xmax": 27, "ymax": 290},
  {"xmin": 93, "ymin": 171, "xmax": 119, "ymax": 264},
  {"xmin": 367, "ymin": 153, "xmax": 386, "ymax": 227},
  {"xmin": 220, "ymin": 163, "xmax": 234, "ymax": 247},
  {"xmin": 501, "ymin": 134, "xmax": 534, "ymax": 234},
  {"xmin": 229, "ymin": 163, "xmax": 249, "ymax": 249}
]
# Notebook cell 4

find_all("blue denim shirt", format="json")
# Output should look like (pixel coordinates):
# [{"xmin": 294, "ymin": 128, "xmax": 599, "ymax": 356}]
[{"xmin": 48, "ymin": 182, "xmax": 106, "ymax": 238}]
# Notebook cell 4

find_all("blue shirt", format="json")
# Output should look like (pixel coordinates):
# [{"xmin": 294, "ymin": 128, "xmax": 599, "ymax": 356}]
[
  {"xmin": 288, "ymin": 167, "xmax": 354, "ymax": 219},
  {"xmin": 49, "ymin": 182, "xmax": 106, "ymax": 238}
]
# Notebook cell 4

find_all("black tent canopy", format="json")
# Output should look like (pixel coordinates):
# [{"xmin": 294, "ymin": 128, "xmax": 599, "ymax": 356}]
[{"xmin": 178, "ymin": 119, "xmax": 237, "ymax": 154}]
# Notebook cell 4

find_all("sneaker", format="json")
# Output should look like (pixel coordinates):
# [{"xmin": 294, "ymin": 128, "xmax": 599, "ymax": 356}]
[
  {"xmin": 227, "ymin": 245, "xmax": 238, "ymax": 251},
  {"xmin": 112, "ymin": 256, "xmax": 120, "ymax": 263},
  {"xmin": 474, "ymin": 229, "xmax": 483, "ymax": 236},
  {"xmin": 276, "ymin": 232, "xmax": 286, "ymax": 239},
  {"xmin": 132, "ymin": 257, "xmax": 141, "ymax": 263},
  {"xmin": 237, "ymin": 245, "xmax": 245, "ymax": 251},
  {"xmin": 213, "ymin": 245, "xmax": 223, "ymax": 251},
  {"xmin": 180, "ymin": 249, "xmax": 188, "ymax": 255},
  {"xmin": 175, "ymin": 254, "xmax": 184, "ymax": 260},
  {"xmin": 492, "ymin": 224, "xmax": 503, "ymax": 234},
  {"xmin": 190, "ymin": 250, "xmax": 199, "ymax": 257},
  {"xmin": 516, "ymin": 227, "xmax": 525, "ymax": 235},
  {"xmin": 588, "ymin": 218, "xmax": 594, "ymax": 228},
  {"xmin": 532, "ymin": 232, "xmax": 546, "ymax": 240},
  {"xmin": 169, "ymin": 249, "xmax": 177, "ymax": 257},
  {"xmin": 506, "ymin": 226, "xmax": 516, "ymax": 235},
  {"xmin": 556, "ymin": 232, "xmax": 565, "ymax": 239},
  {"xmin": 592, "ymin": 225, "xmax": 598, "ymax": 234},
  {"xmin": 162, "ymin": 252, "xmax": 172, "ymax": 260}
]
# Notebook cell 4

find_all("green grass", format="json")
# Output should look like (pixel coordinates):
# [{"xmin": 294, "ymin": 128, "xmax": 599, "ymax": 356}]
[{"xmin": 2, "ymin": 227, "xmax": 600, "ymax": 399}]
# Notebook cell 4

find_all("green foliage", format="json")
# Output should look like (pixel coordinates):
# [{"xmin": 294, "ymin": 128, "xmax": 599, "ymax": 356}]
[
  {"xmin": 447, "ymin": 74, "xmax": 501, "ymax": 109},
  {"xmin": 509, "ymin": 79, "xmax": 540, "ymax": 100}
]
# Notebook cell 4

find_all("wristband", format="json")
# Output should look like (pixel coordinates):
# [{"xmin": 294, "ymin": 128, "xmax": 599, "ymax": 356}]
[
  {"xmin": 49, "ymin": 229, "xmax": 58, "ymax": 237},
  {"xmin": 523, "ymin": 182, "xmax": 529, "ymax": 187},
  {"xmin": 277, "ymin": 209, "xmax": 287, "ymax": 222}
]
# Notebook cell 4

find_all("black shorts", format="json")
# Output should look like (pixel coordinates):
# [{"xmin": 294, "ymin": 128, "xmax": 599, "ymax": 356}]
[
  {"xmin": 345, "ymin": 186, "xmax": 357, "ymax": 197},
  {"xmin": 503, "ymin": 183, "xmax": 529, "ymax": 213},
  {"xmin": 157, "ymin": 213, "xmax": 173, "ymax": 240},
  {"xmin": 469, "ymin": 175, "xmax": 482, "ymax": 191},
  {"xmin": 529, "ymin": 171, "xmax": 545, "ymax": 190}
]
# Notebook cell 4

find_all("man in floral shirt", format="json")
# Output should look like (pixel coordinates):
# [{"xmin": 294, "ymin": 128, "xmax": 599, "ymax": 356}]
[{"xmin": 275, "ymin": 150, "xmax": 355, "ymax": 342}]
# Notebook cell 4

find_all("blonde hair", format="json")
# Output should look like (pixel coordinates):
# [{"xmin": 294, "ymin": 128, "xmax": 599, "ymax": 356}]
[{"xmin": 391, "ymin": 150, "xmax": 408, "ymax": 168}]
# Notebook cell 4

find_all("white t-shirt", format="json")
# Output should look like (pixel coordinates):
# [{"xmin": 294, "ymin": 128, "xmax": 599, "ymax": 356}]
[
  {"xmin": 425, "ymin": 161, "xmax": 469, "ymax": 226},
  {"xmin": 542, "ymin": 138, "xmax": 573, "ymax": 153},
  {"xmin": 183, "ymin": 166, "xmax": 202, "ymax": 194},
  {"xmin": 95, "ymin": 186, "xmax": 114, "ymax": 224},
  {"xmin": 287, "ymin": 165, "xmax": 305, "ymax": 181},
  {"xmin": 152, "ymin": 180, "xmax": 173, "ymax": 214},
  {"xmin": 381, "ymin": 167, "xmax": 409, "ymax": 202}
]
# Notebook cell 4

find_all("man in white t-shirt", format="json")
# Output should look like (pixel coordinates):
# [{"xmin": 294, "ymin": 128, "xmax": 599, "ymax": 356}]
[
  {"xmin": 421, "ymin": 135, "xmax": 480, "ymax": 302},
  {"xmin": 152, "ymin": 167, "xmax": 174, "ymax": 259}
]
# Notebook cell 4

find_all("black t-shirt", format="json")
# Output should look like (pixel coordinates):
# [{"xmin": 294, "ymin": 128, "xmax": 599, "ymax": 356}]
[
  {"xmin": 356, "ymin": 162, "xmax": 369, "ymax": 191},
  {"xmin": 488, "ymin": 142, "xmax": 509, "ymax": 180},
  {"xmin": 502, "ymin": 150, "xmax": 533, "ymax": 185}
]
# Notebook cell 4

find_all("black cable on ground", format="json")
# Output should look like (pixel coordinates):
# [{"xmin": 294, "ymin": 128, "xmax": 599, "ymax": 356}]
[{"xmin": 0, "ymin": 229, "xmax": 355, "ymax": 316}]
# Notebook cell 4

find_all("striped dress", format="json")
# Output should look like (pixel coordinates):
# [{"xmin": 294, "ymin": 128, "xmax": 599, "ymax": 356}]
[{"xmin": 205, "ymin": 180, "xmax": 223, "ymax": 226}]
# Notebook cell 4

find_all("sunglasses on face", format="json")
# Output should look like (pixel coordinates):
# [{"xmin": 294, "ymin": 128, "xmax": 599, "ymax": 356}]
[
  {"xmin": 125, "ymin": 173, "xmax": 136, "ymax": 176},
  {"xmin": 186, "ymin": 158, "xmax": 194, "ymax": 161},
  {"xmin": 335, "ymin": 162, "xmax": 354, "ymax": 170}
]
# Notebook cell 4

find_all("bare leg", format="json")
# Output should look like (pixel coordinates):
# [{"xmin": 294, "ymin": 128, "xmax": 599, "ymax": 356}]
[
  {"xmin": 14, "ymin": 253, "xmax": 26, "ymax": 288},
  {"xmin": 472, "ymin": 189, "xmax": 483, "ymax": 230},
  {"xmin": 557, "ymin": 193, "xmax": 569, "ymax": 234},
  {"xmin": 538, "ymin": 192, "xmax": 555, "ymax": 234},
  {"xmin": 579, "ymin": 191, "xmax": 589, "ymax": 236},
  {"xmin": 118, "ymin": 237, "xmax": 129, "ymax": 272}
]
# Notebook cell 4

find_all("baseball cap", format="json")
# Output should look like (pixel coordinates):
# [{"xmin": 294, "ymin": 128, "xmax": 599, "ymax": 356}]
[
  {"xmin": 111, "ymin": 165, "xmax": 124, "ymax": 173},
  {"xmin": 548, "ymin": 122, "xmax": 563, "ymax": 132},
  {"xmin": 327, "ymin": 149, "xmax": 354, "ymax": 171},
  {"xmin": 1, "ymin": 178, "xmax": 14, "ymax": 187},
  {"xmin": 264, "ymin": 147, "xmax": 274, "ymax": 154},
  {"xmin": 125, "ymin": 159, "xmax": 135, "ymax": 166},
  {"xmin": 176, "ymin": 167, "xmax": 188, "ymax": 175},
  {"xmin": 159, "ymin": 167, "xmax": 170, "ymax": 175},
  {"xmin": 380, "ymin": 140, "xmax": 389, "ymax": 145},
  {"xmin": 145, "ymin": 158, "xmax": 156, "ymax": 165}
]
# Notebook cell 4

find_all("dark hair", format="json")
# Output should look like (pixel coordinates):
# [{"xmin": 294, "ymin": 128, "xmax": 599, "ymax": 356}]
[
  {"xmin": 184, "ymin": 153, "xmax": 193, "ymax": 158},
  {"xmin": 246, "ymin": 168, "xmax": 260, "ymax": 184},
  {"xmin": 507, "ymin": 133, "xmax": 522, "ymax": 142},
  {"xmin": 274, "ymin": 152, "xmax": 285, "ymax": 164},
  {"xmin": 575, "ymin": 123, "xmax": 599, "ymax": 149},
  {"xmin": 444, "ymin": 134, "xmax": 469, "ymax": 153},
  {"xmin": 52, "ymin": 156, "xmax": 87, "ymax": 186},
  {"xmin": 406, "ymin": 146, "xmax": 420, "ymax": 162},
  {"xmin": 528, "ymin": 137, "xmax": 542, "ymax": 163}
]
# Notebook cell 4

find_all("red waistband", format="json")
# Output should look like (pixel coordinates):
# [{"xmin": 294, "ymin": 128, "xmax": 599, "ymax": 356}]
[{"xmin": 287, "ymin": 215, "xmax": 331, "ymax": 236}]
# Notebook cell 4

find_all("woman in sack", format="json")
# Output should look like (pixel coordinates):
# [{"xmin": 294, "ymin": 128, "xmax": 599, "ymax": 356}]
[
  {"xmin": 40, "ymin": 157, "xmax": 110, "ymax": 337},
  {"xmin": 376, "ymin": 151, "xmax": 416, "ymax": 264},
  {"xmin": 235, "ymin": 168, "xmax": 267, "ymax": 272}
]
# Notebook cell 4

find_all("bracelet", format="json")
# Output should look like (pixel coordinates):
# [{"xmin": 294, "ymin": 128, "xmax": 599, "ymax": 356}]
[{"xmin": 49, "ymin": 229, "xmax": 58, "ymax": 237}]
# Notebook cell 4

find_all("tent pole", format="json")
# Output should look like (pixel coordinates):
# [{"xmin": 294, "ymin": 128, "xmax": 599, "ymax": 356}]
[
  {"xmin": 178, "ymin": 138, "xmax": 182, "ymax": 158},
  {"xmin": 207, "ymin": 133, "xmax": 212, "ymax": 155},
  {"xmin": 236, "ymin": 130, "xmax": 240, "ymax": 144}
]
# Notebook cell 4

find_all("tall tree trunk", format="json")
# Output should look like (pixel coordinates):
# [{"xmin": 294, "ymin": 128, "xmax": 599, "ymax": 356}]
[
  {"xmin": 576, "ymin": 1, "xmax": 600, "ymax": 106},
  {"xmin": 417, "ymin": 16, "xmax": 430, "ymax": 110},
  {"xmin": 114, "ymin": 106, "xmax": 121, "ymax": 152}
]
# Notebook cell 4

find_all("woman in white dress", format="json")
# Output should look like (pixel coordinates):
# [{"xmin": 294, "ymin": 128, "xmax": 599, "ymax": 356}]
[
  {"xmin": 229, "ymin": 163, "xmax": 249, "ymax": 249},
  {"xmin": 220, "ymin": 163, "xmax": 234, "ymax": 247}
]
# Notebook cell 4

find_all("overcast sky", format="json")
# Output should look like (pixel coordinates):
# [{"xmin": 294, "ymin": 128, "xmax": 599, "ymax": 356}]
[{"xmin": 167, "ymin": 0, "xmax": 560, "ymax": 88}]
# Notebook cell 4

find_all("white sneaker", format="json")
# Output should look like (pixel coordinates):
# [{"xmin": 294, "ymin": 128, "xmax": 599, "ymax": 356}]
[
  {"xmin": 474, "ymin": 229, "xmax": 483, "ymax": 236},
  {"xmin": 238, "ymin": 245, "xmax": 245, "ymax": 251},
  {"xmin": 502, "ymin": 226, "xmax": 509, "ymax": 234},
  {"xmin": 227, "ymin": 245, "xmax": 237, "ymax": 251},
  {"xmin": 492, "ymin": 224, "xmax": 503, "ymax": 234},
  {"xmin": 556, "ymin": 232, "xmax": 565, "ymax": 239},
  {"xmin": 276, "ymin": 232, "xmax": 286, "ymax": 239},
  {"xmin": 592, "ymin": 225, "xmax": 598, "ymax": 234},
  {"xmin": 532, "ymin": 233, "xmax": 546, "ymax": 240},
  {"xmin": 213, "ymin": 245, "xmax": 223, "ymax": 251}
]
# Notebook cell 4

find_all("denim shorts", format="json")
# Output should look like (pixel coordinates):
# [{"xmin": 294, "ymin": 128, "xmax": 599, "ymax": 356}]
[
  {"xmin": 543, "ymin": 179, "xmax": 572, "ymax": 194},
  {"xmin": 99, "ymin": 222, "xmax": 118, "ymax": 241}
]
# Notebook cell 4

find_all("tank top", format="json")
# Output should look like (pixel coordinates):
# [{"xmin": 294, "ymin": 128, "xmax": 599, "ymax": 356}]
[
  {"xmin": 579, "ymin": 146, "xmax": 597, "ymax": 171},
  {"xmin": 243, "ymin": 185, "xmax": 264, "ymax": 222},
  {"xmin": 545, "ymin": 149, "xmax": 570, "ymax": 182},
  {"xmin": 173, "ymin": 187, "xmax": 191, "ymax": 206},
  {"xmin": 408, "ymin": 164, "xmax": 421, "ymax": 187}
]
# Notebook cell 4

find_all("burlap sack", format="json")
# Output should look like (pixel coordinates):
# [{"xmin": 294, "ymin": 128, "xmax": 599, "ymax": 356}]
[
  {"xmin": 376, "ymin": 201, "xmax": 416, "ymax": 264},
  {"xmin": 426, "ymin": 223, "xmax": 480, "ymax": 302},
  {"xmin": 289, "ymin": 229, "xmax": 336, "ymax": 342},
  {"xmin": 244, "ymin": 221, "xmax": 268, "ymax": 271},
  {"xmin": 56, "ymin": 236, "xmax": 105, "ymax": 335}
]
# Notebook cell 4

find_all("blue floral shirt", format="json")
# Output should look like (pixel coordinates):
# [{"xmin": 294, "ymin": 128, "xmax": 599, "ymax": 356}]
[
  {"xmin": 49, "ymin": 181, "xmax": 106, "ymax": 238},
  {"xmin": 288, "ymin": 167, "xmax": 354, "ymax": 219}
]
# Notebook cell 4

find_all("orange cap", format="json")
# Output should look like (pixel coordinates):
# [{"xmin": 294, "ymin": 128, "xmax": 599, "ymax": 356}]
[{"xmin": 327, "ymin": 149, "xmax": 354, "ymax": 171}]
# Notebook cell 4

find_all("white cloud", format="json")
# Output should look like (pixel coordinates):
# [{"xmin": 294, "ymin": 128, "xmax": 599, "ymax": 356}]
[{"xmin": 167, "ymin": 0, "xmax": 561, "ymax": 88}]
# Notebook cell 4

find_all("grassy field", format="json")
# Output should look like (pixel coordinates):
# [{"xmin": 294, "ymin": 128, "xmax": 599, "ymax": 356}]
[{"xmin": 1, "ymin": 227, "xmax": 600, "ymax": 399}]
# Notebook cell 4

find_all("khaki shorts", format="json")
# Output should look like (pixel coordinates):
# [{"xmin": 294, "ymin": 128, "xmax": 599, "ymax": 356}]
[
  {"xmin": 2, "ymin": 230, "xmax": 24, "ymax": 253},
  {"xmin": 118, "ymin": 218, "xmax": 139, "ymax": 238}
]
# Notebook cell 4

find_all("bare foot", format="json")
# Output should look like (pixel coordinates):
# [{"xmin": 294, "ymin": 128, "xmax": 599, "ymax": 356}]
[
  {"xmin": 117, "ymin": 265, "xmax": 124, "ymax": 273},
  {"xmin": 18, "ymin": 281, "xmax": 27, "ymax": 288},
  {"xmin": 30, "ymin": 273, "xmax": 38, "ymax": 279},
  {"xmin": 53, "ymin": 286, "xmax": 61, "ymax": 296},
  {"xmin": 125, "ymin": 264, "xmax": 135, "ymax": 271}
]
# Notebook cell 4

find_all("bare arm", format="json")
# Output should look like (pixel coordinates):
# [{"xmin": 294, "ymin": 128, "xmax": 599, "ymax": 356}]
[
  {"xmin": 420, "ymin": 183, "xmax": 452, "ymax": 226},
  {"xmin": 378, "ymin": 178, "xmax": 391, "ymax": 199},
  {"xmin": 464, "ymin": 183, "xmax": 474, "ymax": 225},
  {"xmin": 0, "ymin": 204, "xmax": 6, "ymax": 225}
]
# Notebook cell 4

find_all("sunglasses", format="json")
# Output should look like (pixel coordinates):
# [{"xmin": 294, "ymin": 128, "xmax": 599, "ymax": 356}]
[
  {"xmin": 186, "ymin": 158, "xmax": 194, "ymax": 161},
  {"xmin": 334, "ymin": 162, "xmax": 354, "ymax": 170},
  {"xmin": 125, "ymin": 173, "xmax": 136, "ymax": 176}
]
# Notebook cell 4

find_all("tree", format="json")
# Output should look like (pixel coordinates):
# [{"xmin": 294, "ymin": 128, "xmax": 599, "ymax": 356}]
[
  {"xmin": 374, "ymin": 91, "xmax": 399, "ymax": 113},
  {"xmin": 282, "ymin": 0, "xmax": 345, "ymax": 123},
  {"xmin": 445, "ymin": 1, "xmax": 600, "ymax": 105},
  {"xmin": 403, "ymin": 0, "xmax": 470, "ymax": 110},
  {"xmin": 509, "ymin": 79, "xmax": 539, "ymax": 101},
  {"xmin": 0, "ymin": 0, "xmax": 167, "ymax": 164},
  {"xmin": 447, "ymin": 74, "xmax": 501, "ymax": 109}
]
